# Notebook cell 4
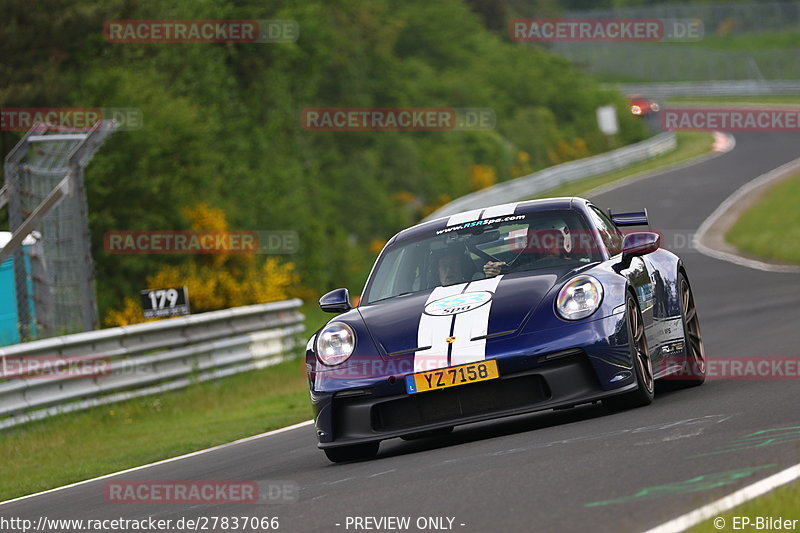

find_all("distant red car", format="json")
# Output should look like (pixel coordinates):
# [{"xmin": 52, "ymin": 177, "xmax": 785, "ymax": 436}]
[{"xmin": 628, "ymin": 95, "xmax": 660, "ymax": 116}]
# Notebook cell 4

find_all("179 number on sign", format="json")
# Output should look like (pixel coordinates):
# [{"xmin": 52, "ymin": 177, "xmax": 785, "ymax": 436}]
[{"xmin": 140, "ymin": 286, "xmax": 190, "ymax": 318}]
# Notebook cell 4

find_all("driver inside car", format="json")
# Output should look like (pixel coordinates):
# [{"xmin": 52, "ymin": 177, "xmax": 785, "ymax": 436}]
[
  {"xmin": 528, "ymin": 218, "xmax": 574, "ymax": 267},
  {"xmin": 437, "ymin": 252, "xmax": 473, "ymax": 285},
  {"xmin": 436, "ymin": 249, "xmax": 505, "ymax": 285},
  {"xmin": 481, "ymin": 218, "xmax": 575, "ymax": 276}
]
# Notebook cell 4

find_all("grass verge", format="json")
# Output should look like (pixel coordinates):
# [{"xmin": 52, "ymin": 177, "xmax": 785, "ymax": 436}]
[
  {"xmin": 725, "ymin": 172, "xmax": 800, "ymax": 265},
  {"xmin": 688, "ymin": 480, "xmax": 800, "ymax": 532},
  {"xmin": 530, "ymin": 131, "xmax": 714, "ymax": 199},
  {"xmin": 681, "ymin": 31, "xmax": 800, "ymax": 52},
  {"xmin": 667, "ymin": 96, "xmax": 800, "ymax": 106},
  {"xmin": 0, "ymin": 303, "xmax": 332, "ymax": 503}
]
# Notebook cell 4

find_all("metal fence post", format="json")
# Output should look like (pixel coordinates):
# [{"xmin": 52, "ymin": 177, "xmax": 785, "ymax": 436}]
[{"xmin": 2, "ymin": 121, "xmax": 117, "ymax": 341}]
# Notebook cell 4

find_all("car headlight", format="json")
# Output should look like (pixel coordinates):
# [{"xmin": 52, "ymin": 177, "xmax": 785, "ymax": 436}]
[
  {"xmin": 315, "ymin": 322, "xmax": 356, "ymax": 366},
  {"xmin": 556, "ymin": 275, "xmax": 603, "ymax": 320}
]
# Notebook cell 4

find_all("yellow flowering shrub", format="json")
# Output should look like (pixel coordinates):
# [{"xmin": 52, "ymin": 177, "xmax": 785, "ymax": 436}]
[
  {"xmin": 420, "ymin": 194, "xmax": 452, "ymax": 218},
  {"xmin": 548, "ymin": 139, "xmax": 589, "ymax": 165},
  {"xmin": 547, "ymin": 148, "xmax": 561, "ymax": 165},
  {"xmin": 103, "ymin": 297, "xmax": 156, "ymax": 327},
  {"xmin": 103, "ymin": 203, "xmax": 301, "ymax": 327},
  {"xmin": 573, "ymin": 138, "xmax": 589, "ymax": 158},
  {"xmin": 391, "ymin": 191, "xmax": 417, "ymax": 205},
  {"xmin": 511, "ymin": 151, "xmax": 533, "ymax": 178},
  {"xmin": 469, "ymin": 164, "xmax": 497, "ymax": 191},
  {"xmin": 718, "ymin": 17, "xmax": 735, "ymax": 36},
  {"xmin": 369, "ymin": 239, "xmax": 387, "ymax": 255}
]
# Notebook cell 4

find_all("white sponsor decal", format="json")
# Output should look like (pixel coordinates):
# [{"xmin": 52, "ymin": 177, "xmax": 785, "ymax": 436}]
[
  {"xmin": 415, "ymin": 277, "xmax": 504, "ymax": 372},
  {"xmin": 423, "ymin": 291, "xmax": 493, "ymax": 316},
  {"xmin": 445, "ymin": 202, "xmax": 519, "ymax": 227},
  {"xmin": 448, "ymin": 277, "xmax": 503, "ymax": 365},
  {"xmin": 415, "ymin": 284, "xmax": 467, "ymax": 372}
]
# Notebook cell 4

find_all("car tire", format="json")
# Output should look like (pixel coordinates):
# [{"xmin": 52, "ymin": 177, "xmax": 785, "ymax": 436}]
[
  {"xmin": 323, "ymin": 441, "xmax": 379, "ymax": 463},
  {"xmin": 603, "ymin": 294, "xmax": 655, "ymax": 411},
  {"xmin": 400, "ymin": 426, "xmax": 454, "ymax": 441},
  {"xmin": 669, "ymin": 273, "xmax": 706, "ymax": 387}
]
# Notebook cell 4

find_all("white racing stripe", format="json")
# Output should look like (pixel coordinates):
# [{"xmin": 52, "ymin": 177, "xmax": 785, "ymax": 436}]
[
  {"xmin": 414, "ymin": 276, "xmax": 504, "ymax": 371},
  {"xmin": 446, "ymin": 208, "xmax": 484, "ymax": 226},
  {"xmin": 445, "ymin": 202, "xmax": 519, "ymax": 226},
  {"xmin": 415, "ymin": 283, "xmax": 469, "ymax": 372},
  {"xmin": 449, "ymin": 276, "xmax": 503, "ymax": 365},
  {"xmin": 419, "ymin": 203, "xmax": 519, "ymax": 369},
  {"xmin": 481, "ymin": 202, "xmax": 518, "ymax": 218}
]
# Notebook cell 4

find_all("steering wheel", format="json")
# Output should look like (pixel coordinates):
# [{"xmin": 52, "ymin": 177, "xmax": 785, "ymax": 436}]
[{"xmin": 466, "ymin": 242, "xmax": 516, "ymax": 274}]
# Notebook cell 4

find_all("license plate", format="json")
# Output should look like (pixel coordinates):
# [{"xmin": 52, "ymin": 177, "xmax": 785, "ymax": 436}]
[{"xmin": 405, "ymin": 360, "xmax": 499, "ymax": 394}]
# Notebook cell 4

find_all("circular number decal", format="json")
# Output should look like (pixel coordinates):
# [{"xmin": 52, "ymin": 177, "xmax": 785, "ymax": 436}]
[{"xmin": 424, "ymin": 291, "xmax": 493, "ymax": 316}]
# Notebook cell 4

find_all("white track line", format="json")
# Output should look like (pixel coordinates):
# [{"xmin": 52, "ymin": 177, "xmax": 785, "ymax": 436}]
[
  {"xmin": 641, "ymin": 462, "xmax": 800, "ymax": 533},
  {"xmin": 694, "ymin": 157, "xmax": 800, "ymax": 273},
  {"xmin": 0, "ymin": 419, "xmax": 313, "ymax": 507}
]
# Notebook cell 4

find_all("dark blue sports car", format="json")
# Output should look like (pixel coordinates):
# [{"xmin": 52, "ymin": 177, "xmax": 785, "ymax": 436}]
[{"xmin": 306, "ymin": 197, "xmax": 706, "ymax": 462}]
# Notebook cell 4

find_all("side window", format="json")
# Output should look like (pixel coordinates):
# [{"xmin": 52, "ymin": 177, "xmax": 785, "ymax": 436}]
[{"xmin": 589, "ymin": 206, "xmax": 623, "ymax": 256}]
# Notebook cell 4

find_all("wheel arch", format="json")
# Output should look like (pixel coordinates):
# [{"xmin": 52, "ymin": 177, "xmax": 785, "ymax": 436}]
[{"xmin": 677, "ymin": 259, "xmax": 689, "ymax": 285}]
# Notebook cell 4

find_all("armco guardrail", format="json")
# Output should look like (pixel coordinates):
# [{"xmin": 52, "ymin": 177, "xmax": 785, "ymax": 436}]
[
  {"xmin": 614, "ymin": 80, "xmax": 800, "ymax": 98},
  {"xmin": 0, "ymin": 299, "xmax": 304, "ymax": 429},
  {"xmin": 424, "ymin": 132, "xmax": 676, "ymax": 221}
]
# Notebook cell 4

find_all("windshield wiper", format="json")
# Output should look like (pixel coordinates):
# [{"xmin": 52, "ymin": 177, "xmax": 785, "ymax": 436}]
[{"xmin": 367, "ymin": 291, "xmax": 416, "ymax": 304}]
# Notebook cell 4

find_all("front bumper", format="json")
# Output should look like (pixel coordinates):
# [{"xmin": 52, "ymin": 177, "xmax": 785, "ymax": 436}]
[{"xmin": 310, "ymin": 311, "xmax": 636, "ymax": 448}]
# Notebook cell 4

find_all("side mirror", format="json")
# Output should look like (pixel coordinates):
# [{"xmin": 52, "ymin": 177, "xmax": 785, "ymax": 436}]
[
  {"xmin": 319, "ymin": 288, "xmax": 352, "ymax": 313},
  {"xmin": 622, "ymin": 232, "xmax": 661, "ymax": 260}
]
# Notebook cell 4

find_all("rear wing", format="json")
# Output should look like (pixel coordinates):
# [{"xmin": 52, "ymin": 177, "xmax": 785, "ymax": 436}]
[{"xmin": 607, "ymin": 209, "xmax": 649, "ymax": 227}]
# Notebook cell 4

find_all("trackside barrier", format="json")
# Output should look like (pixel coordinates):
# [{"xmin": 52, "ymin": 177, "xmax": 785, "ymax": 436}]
[
  {"xmin": 0, "ymin": 299, "xmax": 304, "ymax": 429},
  {"xmin": 614, "ymin": 80, "xmax": 800, "ymax": 98},
  {"xmin": 424, "ymin": 132, "xmax": 676, "ymax": 221}
]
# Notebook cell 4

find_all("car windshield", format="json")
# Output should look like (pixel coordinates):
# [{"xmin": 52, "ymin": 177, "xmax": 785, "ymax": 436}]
[{"xmin": 363, "ymin": 209, "xmax": 602, "ymax": 304}]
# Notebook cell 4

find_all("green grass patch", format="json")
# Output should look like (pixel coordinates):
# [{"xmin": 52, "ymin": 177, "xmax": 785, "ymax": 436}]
[
  {"xmin": 0, "ymin": 303, "xmax": 334, "ymax": 503},
  {"xmin": 684, "ymin": 31, "xmax": 800, "ymax": 51},
  {"xmin": 667, "ymin": 96, "xmax": 800, "ymax": 105},
  {"xmin": 303, "ymin": 300, "xmax": 334, "ymax": 335},
  {"xmin": 726, "ymin": 173, "xmax": 800, "ymax": 265},
  {"xmin": 530, "ymin": 131, "xmax": 714, "ymax": 199},
  {"xmin": 688, "ymin": 480, "xmax": 800, "ymax": 532}
]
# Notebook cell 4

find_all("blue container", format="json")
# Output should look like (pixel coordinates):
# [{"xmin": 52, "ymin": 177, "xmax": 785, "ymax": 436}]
[{"xmin": 0, "ymin": 232, "xmax": 37, "ymax": 346}]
